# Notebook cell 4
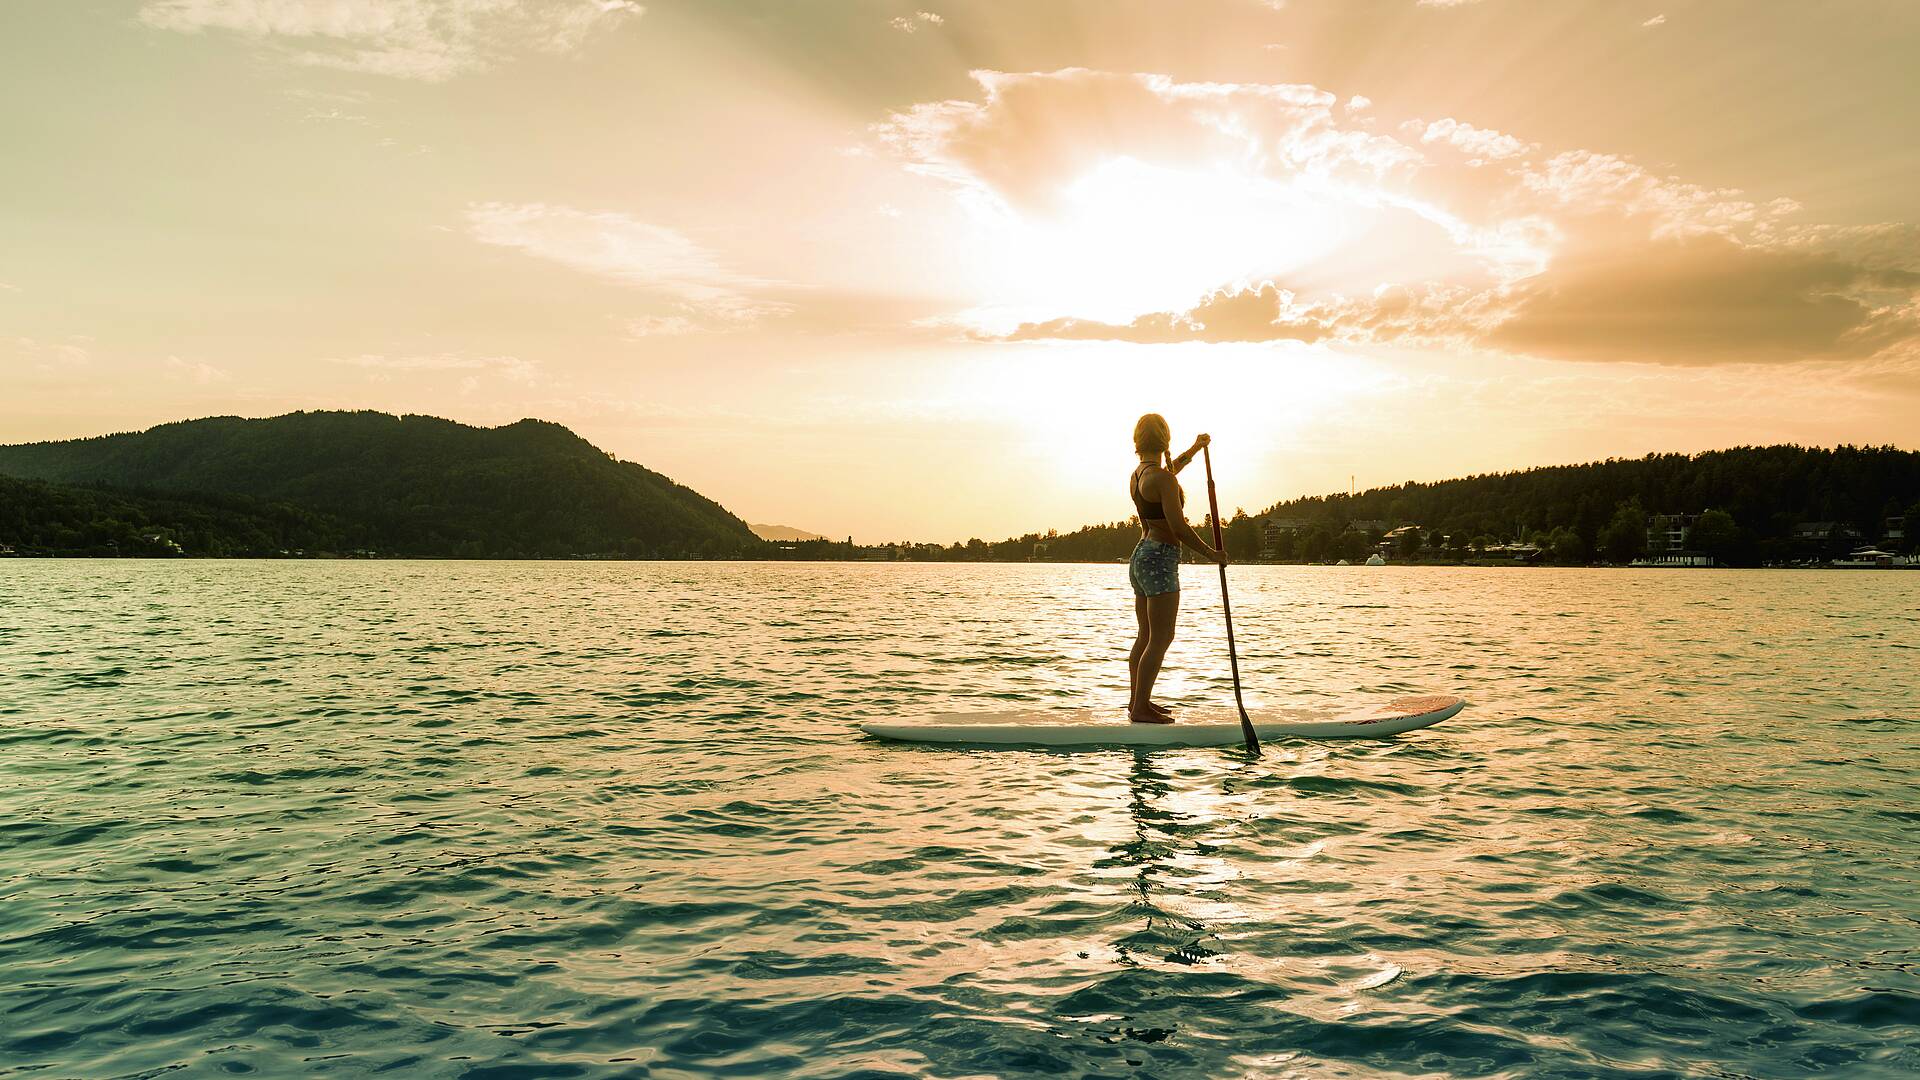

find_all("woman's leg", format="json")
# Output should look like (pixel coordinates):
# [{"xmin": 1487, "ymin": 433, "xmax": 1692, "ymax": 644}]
[
  {"xmin": 1129, "ymin": 595, "xmax": 1149, "ymax": 706},
  {"xmin": 1129, "ymin": 591, "xmax": 1180, "ymax": 722}
]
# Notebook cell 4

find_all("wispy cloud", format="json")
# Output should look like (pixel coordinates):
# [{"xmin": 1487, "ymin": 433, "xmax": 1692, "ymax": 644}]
[
  {"xmin": 890, "ymin": 10, "xmax": 944, "ymax": 33},
  {"xmin": 301, "ymin": 108, "xmax": 369, "ymax": 123},
  {"xmin": 878, "ymin": 70, "xmax": 1420, "ymax": 212},
  {"xmin": 11, "ymin": 336, "xmax": 92, "ymax": 371},
  {"xmin": 624, "ymin": 315, "xmax": 699, "ymax": 338},
  {"xmin": 165, "ymin": 356, "xmax": 230, "ymax": 384},
  {"xmin": 328, "ymin": 352, "xmax": 542, "ymax": 383},
  {"xmin": 1414, "ymin": 117, "xmax": 1535, "ymax": 161},
  {"xmin": 466, "ymin": 202, "xmax": 791, "ymax": 328},
  {"xmin": 1643, "ymin": 14, "xmax": 1667, "ymax": 28},
  {"xmin": 137, "ymin": 0, "xmax": 641, "ymax": 81}
]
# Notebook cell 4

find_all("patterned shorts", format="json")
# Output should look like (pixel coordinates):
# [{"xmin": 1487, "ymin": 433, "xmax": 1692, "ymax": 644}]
[{"xmin": 1129, "ymin": 538, "xmax": 1181, "ymax": 597}]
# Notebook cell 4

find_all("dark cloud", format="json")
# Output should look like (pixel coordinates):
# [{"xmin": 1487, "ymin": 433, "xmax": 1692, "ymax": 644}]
[
  {"xmin": 998, "ymin": 281, "xmax": 1497, "ymax": 348},
  {"xmin": 1000, "ymin": 284, "xmax": 1330, "ymax": 344},
  {"xmin": 1488, "ymin": 234, "xmax": 1920, "ymax": 365}
]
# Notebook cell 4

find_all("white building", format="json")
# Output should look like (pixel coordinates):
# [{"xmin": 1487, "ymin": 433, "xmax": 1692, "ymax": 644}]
[{"xmin": 1646, "ymin": 513, "xmax": 1698, "ymax": 552}]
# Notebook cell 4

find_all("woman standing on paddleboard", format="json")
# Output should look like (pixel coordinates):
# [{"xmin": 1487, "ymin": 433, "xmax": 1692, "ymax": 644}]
[{"xmin": 1128, "ymin": 414, "xmax": 1228, "ymax": 724}]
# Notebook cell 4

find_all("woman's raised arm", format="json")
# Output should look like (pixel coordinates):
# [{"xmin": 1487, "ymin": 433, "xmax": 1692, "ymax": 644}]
[{"xmin": 1166, "ymin": 432, "xmax": 1211, "ymax": 475}]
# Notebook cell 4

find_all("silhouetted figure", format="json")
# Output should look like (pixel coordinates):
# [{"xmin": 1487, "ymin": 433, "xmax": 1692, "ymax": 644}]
[{"xmin": 1127, "ymin": 414, "xmax": 1228, "ymax": 724}]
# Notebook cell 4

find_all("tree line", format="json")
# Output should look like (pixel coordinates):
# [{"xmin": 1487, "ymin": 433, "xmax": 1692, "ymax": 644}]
[
  {"xmin": 7, "ymin": 434, "xmax": 1914, "ymax": 565},
  {"xmin": 0, "ymin": 476, "xmax": 351, "ymax": 557},
  {"xmin": 853, "ymin": 445, "xmax": 1920, "ymax": 567}
]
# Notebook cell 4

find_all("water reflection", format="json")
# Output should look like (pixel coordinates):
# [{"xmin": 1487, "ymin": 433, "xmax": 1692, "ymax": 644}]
[{"xmin": 2, "ymin": 561, "xmax": 1916, "ymax": 1079}]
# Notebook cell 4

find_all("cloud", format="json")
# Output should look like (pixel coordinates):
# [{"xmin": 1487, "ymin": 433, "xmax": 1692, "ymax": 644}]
[
  {"xmin": 1000, "ymin": 281, "xmax": 1499, "ymax": 347},
  {"xmin": 11, "ymin": 336, "xmax": 93, "ymax": 372},
  {"xmin": 1779, "ymin": 223, "xmax": 1920, "ymax": 273},
  {"xmin": 877, "ymin": 69, "xmax": 1421, "ymax": 213},
  {"xmin": 1003, "ymin": 283, "xmax": 1330, "ymax": 344},
  {"xmin": 1487, "ymin": 234, "xmax": 1920, "ymax": 365},
  {"xmin": 137, "ymin": 0, "xmax": 640, "ymax": 81},
  {"xmin": 624, "ymin": 314, "xmax": 699, "ymax": 338},
  {"xmin": 328, "ymin": 352, "xmax": 542, "ymax": 382},
  {"xmin": 1840, "ymin": 344, "xmax": 1920, "ymax": 397},
  {"xmin": 881, "ymin": 68, "xmax": 1920, "ymax": 368},
  {"xmin": 1513, "ymin": 149, "xmax": 1796, "ymax": 239},
  {"xmin": 302, "ymin": 109, "xmax": 368, "ymax": 123},
  {"xmin": 1415, "ymin": 117, "xmax": 1534, "ymax": 161},
  {"xmin": 465, "ymin": 202, "xmax": 791, "ymax": 328},
  {"xmin": 890, "ymin": 11, "xmax": 943, "ymax": 32},
  {"xmin": 165, "ymin": 356, "xmax": 230, "ymax": 384},
  {"xmin": 1000, "ymin": 238, "xmax": 1919, "ymax": 366},
  {"xmin": 1642, "ymin": 14, "xmax": 1667, "ymax": 27}
]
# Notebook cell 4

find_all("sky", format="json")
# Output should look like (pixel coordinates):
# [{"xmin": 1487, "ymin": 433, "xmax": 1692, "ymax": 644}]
[{"xmin": 4, "ymin": 1, "xmax": 1918, "ymax": 543}]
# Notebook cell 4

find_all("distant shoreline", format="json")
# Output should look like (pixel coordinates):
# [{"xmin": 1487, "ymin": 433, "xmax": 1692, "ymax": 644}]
[
  {"xmin": 6, "ymin": 553, "xmax": 1914, "ymax": 570},
  {"xmin": 5, "ymin": 420, "xmax": 1913, "ymax": 570}
]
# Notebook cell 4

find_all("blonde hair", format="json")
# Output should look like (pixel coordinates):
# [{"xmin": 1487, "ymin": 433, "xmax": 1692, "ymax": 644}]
[{"xmin": 1133, "ymin": 413, "xmax": 1171, "ymax": 468}]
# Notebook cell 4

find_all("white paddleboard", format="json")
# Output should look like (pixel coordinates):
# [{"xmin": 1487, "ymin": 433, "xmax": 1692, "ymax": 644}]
[{"xmin": 861, "ymin": 694, "xmax": 1465, "ymax": 748}]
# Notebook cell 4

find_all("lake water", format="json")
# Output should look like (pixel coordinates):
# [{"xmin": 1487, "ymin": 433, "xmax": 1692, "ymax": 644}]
[{"xmin": 2, "ymin": 561, "xmax": 1917, "ymax": 1079}]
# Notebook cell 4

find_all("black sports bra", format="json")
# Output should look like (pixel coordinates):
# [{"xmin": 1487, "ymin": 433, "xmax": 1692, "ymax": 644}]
[{"xmin": 1131, "ymin": 464, "xmax": 1168, "ymax": 521}]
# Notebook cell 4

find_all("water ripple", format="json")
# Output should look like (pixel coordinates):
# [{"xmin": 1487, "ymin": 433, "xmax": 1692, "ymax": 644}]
[{"xmin": 1, "ymin": 562, "xmax": 1916, "ymax": 1078}]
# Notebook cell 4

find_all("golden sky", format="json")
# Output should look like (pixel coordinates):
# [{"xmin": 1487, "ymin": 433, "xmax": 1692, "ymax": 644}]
[{"xmin": 4, "ymin": 1, "xmax": 1918, "ymax": 541}]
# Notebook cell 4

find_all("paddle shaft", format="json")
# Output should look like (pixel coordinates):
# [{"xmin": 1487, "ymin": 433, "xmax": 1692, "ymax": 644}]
[{"xmin": 1201, "ymin": 445, "xmax": 1260, "ymax": 757}]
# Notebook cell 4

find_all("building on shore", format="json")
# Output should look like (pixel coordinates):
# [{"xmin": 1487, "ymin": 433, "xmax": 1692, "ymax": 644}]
[
  {"xmin": 1790, "ymin": 521, "xmax": 1866, "ymax": 559},
  {"xmin": 1259, "ymin": 517, "xmax": 1312, "ymax": 558},
  {"xmin": 1379, "ymin": 524, "xmax": 1422, "ymax": 553},
  {"xmin": 1646, "ymin": 513, "xmax": 1699, "ymax": 553}
]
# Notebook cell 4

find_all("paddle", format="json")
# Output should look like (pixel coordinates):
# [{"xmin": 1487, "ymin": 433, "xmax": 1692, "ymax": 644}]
[{"xmin": 1201, "ymin": 444, "xmax": 1261, "ymax": 757}]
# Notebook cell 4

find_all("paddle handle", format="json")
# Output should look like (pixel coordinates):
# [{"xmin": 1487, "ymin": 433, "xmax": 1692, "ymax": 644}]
[{"xmin": 1202, "ymin": 445, "xmax": 1260, "ymax": 757}]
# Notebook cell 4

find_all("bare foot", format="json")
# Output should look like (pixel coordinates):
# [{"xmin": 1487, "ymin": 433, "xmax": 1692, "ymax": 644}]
[
  {"xmin": 1128, "ymin": 705, "xmax": 1175, "ymax": 725},
  {"xmin": 1147, "ymin": 700, "xmax": 1175, "ymax": 720}
]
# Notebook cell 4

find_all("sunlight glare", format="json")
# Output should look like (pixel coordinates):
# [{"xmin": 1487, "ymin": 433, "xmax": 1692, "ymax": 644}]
[
  {"xmin": 950, "ymin": 341, "xmax": 1394, "ymax": 509},
  {"xmin": 972, "ymin": 158, "xmax": 1354, "ymax": 328}
]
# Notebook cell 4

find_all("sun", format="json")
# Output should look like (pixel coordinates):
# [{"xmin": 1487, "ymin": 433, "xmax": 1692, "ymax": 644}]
[{"xmin": 959, "ymin": 156, "xmax": 1355, "ymax": 331}]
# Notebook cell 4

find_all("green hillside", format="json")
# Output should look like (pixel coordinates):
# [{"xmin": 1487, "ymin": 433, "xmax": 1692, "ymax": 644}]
[
  {"xmin": 0, "ymin": 411, "xmax": 762, "ymax": 558},
  {"xmin": 0, "ymin": 476, "xmax": 351, "ymax": 557}
]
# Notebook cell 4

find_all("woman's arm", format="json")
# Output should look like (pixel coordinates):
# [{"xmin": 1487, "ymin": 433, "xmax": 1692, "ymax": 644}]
[
  {"xmin": 1155, "ymin": 476, "xmax": 1228, "ymax": 564},
  {"xmin": 1166, "ymin": 433, "xmax": 1211, "ymax": 475}
]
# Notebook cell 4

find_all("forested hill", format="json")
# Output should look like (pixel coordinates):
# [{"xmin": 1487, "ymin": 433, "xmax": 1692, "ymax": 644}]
[
  {"xmin": 0, "ymin": 411, "xmax": 761, "ymax": 558},
  {"xmin": 931, "ymin": 445, "xmax": 1920, "ymax": 566},
  {"xmin": 1254, "ymin": 445, "xmax": 1920, "ymax": 548}
]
